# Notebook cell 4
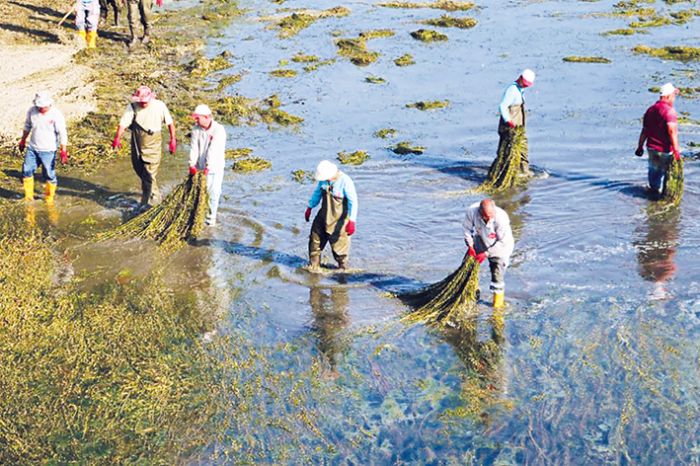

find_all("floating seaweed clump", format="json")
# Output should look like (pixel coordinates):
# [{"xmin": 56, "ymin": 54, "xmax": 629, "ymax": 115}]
[
  {"xmin": 292, "ymin": 53, "xmax": 320, "ymax": 63},
  {"xmin": 480, "ymin": 126, "xmax": 528, "ymax": 191},
  {"xmin": 410, "ymin": 29, "xmax": 449, "ymax": 42},
  {"xmin": 421, "ymin": 15, "xmax": 477, "ymax": 28},
  {"xmin": 365, "ymin": 75, "xmax": 387, "ymax": 84},
  {"xmin": 662, "ymin": 158, "xmax": 683, "ymax": 205},
  {"xmin": 270, "ymin": 68, "xmax": 298, "ymax": 78},
  {"xmin": 629, "ymin": 16, "xmax": 672, "ymax": 28},
  {"xmin": 399, "ymin": 253, "xmax": 480, "ymax": 327},
  {"xmin": 225, "ymin": 148, "xmax": 254, "ymax": 159},
  {"xmin": 375, "ymin": 128, "xmax": 398, "ymax": 138},
  {"xmin": 98, "ymin": 173, "xmax": 208, "ymax": 250},
  {"xmin": 216, "ymin": 73, "xmax": 244, "ymax": 91},
  {"xmin": 602, "ymin": 28, "xmax": 645, "ymax": 35},
  {"xmin": 233, "ymin": 157, "xmax": 272, "ymax": 172},
  {"xmin": 186, "ymin": 52, "xmax": 232, "ymax": 77},
  {"xmin": 394, "ymin": 53, "xmax": 415, "ymax": 66},
  {"xmin": 272, "ymin": 6, "xmax": 351, "ymax": 38},
  {"xmin": 562, "ymin": 56, "xmax": 612, "ymax": 63},
  {"xmin": 391, "ymin": 141, "xmax": 425, "ymax": 155},
  {"xmin": 337, "ymin": 150, "xmax": 370, "ymax": 165},
  {"xmin": 335, "ymin": 37, "xmax": 380, "ymax": 66},
  {"xmin": 214, "ymin": 95, "xmax": 303, "ymax": 127},
  {"xmin": 291, "ymin": 169, "xmax": 314, "ymax": 183},
  {"xmin": 632, "ymin": 45, "xmax": 700, "ymax": 61},
  {"xmin": 359, "ymin": 29, "xmax": 396, "ymax": 39},
  {"xmin": 379, "ymin": 1, "xmax": 475, "ymax": 11},
  {"xmin": 670, "ymin": 9, "xmax": 700, "ymax": 23},
  {"xmin": 406, "ymin": 100, "xmax": 450, "ymax": 110},
  {"xmin": 303, "ymin": 59, "xmax": 336, "ymax": 72}
]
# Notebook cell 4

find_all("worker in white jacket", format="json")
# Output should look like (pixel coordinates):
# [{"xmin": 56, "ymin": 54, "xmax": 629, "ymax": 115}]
[
  {"xmin": 463, "ymin": 198, "xmax": 514, "ymax": 308},
  {"xmin": 188, "ymin": 104, "xmax": 226, "ymax": 226}
]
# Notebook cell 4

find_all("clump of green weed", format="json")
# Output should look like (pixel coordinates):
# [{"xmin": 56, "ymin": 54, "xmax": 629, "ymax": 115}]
[
  {"xmin": 337, "ymin": 150, "xmax": 370, "ymax": 165},
  {"xmin": 410, "ymin": 29, "xmax": 449, "ymax": 42}
]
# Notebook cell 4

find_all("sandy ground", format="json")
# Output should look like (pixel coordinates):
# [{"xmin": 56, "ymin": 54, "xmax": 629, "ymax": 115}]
[{"xmin": 0, "ymin": 43, "xmax": 96, "ymax": 139}]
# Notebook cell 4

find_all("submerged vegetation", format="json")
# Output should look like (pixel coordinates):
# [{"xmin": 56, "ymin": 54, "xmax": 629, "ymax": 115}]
[
  {"xmin": 378, "ymin": 1, "xmax": 475, "ymax": 11},
  {"xmin": 421, "ymin": 15, "xmax": 478, "ymax": 28},
  {"xmin": 337, "ymin": 150, "xmax": 370, "ymax": 165},
  {"xmin": 562, "ymin": 55, "xmax": 612, "ymax": 63},
  {"xmin": 394, "ymin": 53, "xmax": 416, "ymax": 66},
  {"xmin": 406, "ymin": 100, "xmax": 450, "ymax": 110},
  {"xmin": 410, "ymin": 28, "xmax": 449, "ymax": 42},
  {"xmin": 632, "ymin": 45, "xmax": 700, "ymax": 61},
  {"xmin": 99, "ymin": 173, "xmax": 208, "ymax": 250},
  {"xmin": 391, "ymin": 141, "xmax": 426, "ymax": 155}
]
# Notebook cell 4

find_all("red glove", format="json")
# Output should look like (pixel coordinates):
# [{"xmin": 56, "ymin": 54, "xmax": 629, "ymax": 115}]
[
  {"xmin": 475, "ymin": 252, "xmax": 487, "ymax": 264},
  {"xmin": 59, "ymin": 149, "xmax": 69, "ymax": 165},
  {"xmin": 18, "ymin": 140, "xmax": 26, "ymax": 153},
  {"xmin": 189, "ymin": 166, "xmax": 197, "ymax": 176},
  {"xmin": 169, "ymin": 138, "xmax": 177, "ymax": 154},
  {"xmin": 467, "ymin": 246, "xmax": 476, "ymax": 258},
  {"xmin": 112, "ymin": 137, "xmax": 121, "ymax": 150},
  {"xmin": 345, "ymin": 220, "xmax": 356, "ymax": 236},
  {"xmin": 203, "ymin": 168, "xmax": 209, "ymax": 175},
  {"xmin": 304, "ymin": 207, "xmax": 312, "ymax": 222},
  {"xmin": 156, "ymin": 0, "xmax": 163, "ymax": 6},
  {"xmin": 507, "ymin": 121, "xmax": 516, "ymax": 129},
  {"xmin": 673, "ymin": 149, "xmax": 681, "ymax": 162}
]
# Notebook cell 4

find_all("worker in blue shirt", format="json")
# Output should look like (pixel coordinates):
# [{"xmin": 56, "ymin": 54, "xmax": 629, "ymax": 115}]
[
  {"xmin": 497, "ymin": 69, "xmax": 535, "ymax": 172},
  {"xmin": 305, "ymin": 160, "xmax": 358, "ymax": 270}
]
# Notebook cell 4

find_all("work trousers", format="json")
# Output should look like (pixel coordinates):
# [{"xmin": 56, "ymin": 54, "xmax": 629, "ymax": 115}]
[
  {"xmin": 475, "ymin": 236, "xmax": 507, "ymax": 292},
  {"xmin": 76, "ymin": 2, "xmax": 100, "ymax": 31},
  {"xmin": 206, "ymin": 170, "xmax": 223, "ymax": 224},
  {"xmin": 647, "ymin": 149, "xmax": 672, "ymax": 196},
  {"xmin": 127, "ymin": 0, "xmax": 152, "ymax": 36},
  {"xmin": 23, "ymin": 147, "xmax": 57, "ymax": 184},
  {"xmin": 309, "ymin": 221, "xmax": 350, "ymax": 266}
]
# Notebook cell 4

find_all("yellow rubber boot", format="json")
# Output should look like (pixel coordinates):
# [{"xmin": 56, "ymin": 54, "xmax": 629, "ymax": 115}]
[
  {"xmin": 86, "ymin": 31, "xmax": 97, "ymax": 49},
  {"xmin": 23, "ymin": 177, "xmax": 34, "ymax": 201},
  {"xmin": 493, "ymin": 291, "xmax": 505, "ymax": 309},
  {"xmin": 45, "ymin": 182, "xmax": 57, "ymax": 205},
  {"xmin": 77, "ymin": 29, "xmax": 87, "ymax": 45}
]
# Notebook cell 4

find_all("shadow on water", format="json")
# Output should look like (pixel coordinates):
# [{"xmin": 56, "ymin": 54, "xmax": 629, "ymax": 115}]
[{"xmin": 308, "ymin": 280, "xmax": 350, "ymax": 375}]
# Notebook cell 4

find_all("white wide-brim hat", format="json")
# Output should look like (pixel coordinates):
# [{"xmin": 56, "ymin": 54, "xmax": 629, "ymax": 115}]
[{"xmin": 315, "ymin": 160, "xmax": 338, "ymax": 181}]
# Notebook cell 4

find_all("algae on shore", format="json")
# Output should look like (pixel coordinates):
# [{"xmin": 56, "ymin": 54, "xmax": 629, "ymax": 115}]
[
  {"xmin": 394, "ymin": 53, "xmax": 416, "ymax": 66},
  {"xmin": 337, "ymin": 150, "xmax": 370, "ymax": 165},
  {"xmin": 562, "ymin": 55, "xmax": 611, "ymax": 63},
  {"xmin": 421, "ymin": 15, "xmax": 478, "ymax": 28},
  {"xmin": 215, "ymin": 94, "xmax": 303, "ymax": 128},
  {"xmin": 410, "ymin": 29, "xmax": 449, "ymax": 42},
  {"xmin": 270, "ymin": 6, "xmax": 351, "ymax": 38}
]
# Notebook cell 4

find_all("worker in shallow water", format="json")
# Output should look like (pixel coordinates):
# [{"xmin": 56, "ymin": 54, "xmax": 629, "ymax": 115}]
[
  {"xmin": 497, "ymin": 68, "xmax": 535, "ymax": 174},
  {"xmin": 305, "ymin": 160, "xmax": 358, "ymax": 271},
  {"xmin": 463, "ymin": 198, "xmax": 514, "ymax": 308}
]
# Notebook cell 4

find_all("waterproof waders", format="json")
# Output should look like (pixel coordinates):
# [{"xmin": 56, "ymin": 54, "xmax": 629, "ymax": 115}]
[
  {"xmin": 130, "ymin": 121, "xmax": 162, "ymax": 208},
  {"xmin": 497, "ymin": 100, "xmax": 528, "ymax": 172},
  {"xmin": 309, "ymin": 185, "xmax": 351, "ymax": 269}
]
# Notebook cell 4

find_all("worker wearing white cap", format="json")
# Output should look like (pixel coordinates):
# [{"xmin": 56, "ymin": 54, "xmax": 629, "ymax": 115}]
[
  {"xmin": 18, "ymin": 91, "xmax": 68, "ymax": 204},
  {"xmin": 188, "ymin": 104, "xmax": 226, "ymax": 226},
  {"xmin": 305, "ymin": 160, "xmax": 358, "ymax": 270},
  {"xmin": 635, "ymin": 83, "xmax": 682, "ymax": 198},
  {"xmin": 497, "ymin": 69, "xmax": 535, "ymax": 172}
]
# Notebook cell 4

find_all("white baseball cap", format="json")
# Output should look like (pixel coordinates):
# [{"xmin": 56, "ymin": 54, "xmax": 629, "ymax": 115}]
[
  {"xmin": 192, "ymin": 104, "xmax": 212, "ymax": 116},
  {"xmin": 659, "ymin": 83, "xmax": 679, "ymax": 97},
  {"xmin": 33, "ymin": 91, "xmax": 54, "ymax": 108},
  {"xmin": 314, "ymin": 160, "xmax": 338, "ymax": 181},
  {"xmin": 521, "ymin": 69, "xmax": 535, "ymax": 85}
]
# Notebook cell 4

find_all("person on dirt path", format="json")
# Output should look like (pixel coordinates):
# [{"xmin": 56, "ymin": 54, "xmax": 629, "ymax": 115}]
[
  {"xmin": 112, "ymin": 85, "xmax": 176, "ymax": 210},
  {"xmin": 463, "ymin": 198, "xmax": 514, "ymax": 308},
  {"xmin": 76, "ymin": 0, "xmax": 100, "ymax": 48},
  {"xmin": 18, "ymin": 92, "xmax": 68, "ymax": 204},
  {"xmin": 635, "ymin": 83, "xmax": 682, "ymax": 199},
  {"xmin": 305, "ymin": 160, "xmax": 358, "ymax": 271},
  {"xmin": 127, "ymin": 0, "xmax": 162, "ymax": 48},
  {"xmin": 188, "ymin": 104, "xmax": 226, "ymax": 226},
  {"xmin": 497, "ymin": 69, "xmax": 535, "ymax": 174}
]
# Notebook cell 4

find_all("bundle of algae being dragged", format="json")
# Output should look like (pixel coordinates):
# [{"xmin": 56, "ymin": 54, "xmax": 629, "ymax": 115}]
[
  {"xmin": 99, "ymin": 173, "xmax": 208, "ymax": 250},
  {"xmin": 479, "ymin": 126, "xmax": 528, "ymax": 191},
  {"xmin": 663, "ymin": 157, "xmax": 683, "ymax": 206},
  {"xmin": 399, "ymin": 253, "xmax": 480, "ymax": 326}
]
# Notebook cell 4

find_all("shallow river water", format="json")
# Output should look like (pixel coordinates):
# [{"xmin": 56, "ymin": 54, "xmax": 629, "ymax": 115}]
[{"xmin": 37, "ymin": 0, "xmax": 700, "ymax": 463}]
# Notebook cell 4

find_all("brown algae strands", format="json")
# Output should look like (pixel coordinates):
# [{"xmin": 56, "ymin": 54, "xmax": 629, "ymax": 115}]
[
  {"xmin": 562, "ymin": 56, "xmax": 612, "ymax": 63},
  {"xmin": 337, "ymin": 150, "xmax": 370, "ymax": 165},
  {"xmin": 406, "ymin": 100, "xmax": 450, "ymax": 110},
  {"xmin": 420, "ymin": 15, "xmax": 478, "ymax": 29},
  {"xmin": 410, "ymin": 29, "xmax": 449, "ymax": 42},
  {"xmin": 98, "ymin": 173, "xmax": 208, "ymax": 251},
  {"xmin": 399, "ymin": 253, "xmax": 480, "ymax": 327},
  {"xmin": 479, "ymin": 126, "xmax": 528, "ymax": 191},
  {"xmin": 632, "ymin": 45, "xmax": 700, "ymax": 61},
  {"xmin": 378, "ymin": 1, "xmax": 476, "ymax": 11},
  {"xmin": 269, "ymin": 6, "xmax": 351, "ymax": 38}
]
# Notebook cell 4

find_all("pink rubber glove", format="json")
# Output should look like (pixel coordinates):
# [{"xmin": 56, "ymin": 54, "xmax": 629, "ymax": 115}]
[
  {"xmin": 59, "ymin": 149, "xmax": 69, "ymax": 165},
  {"xmin": 673, "ymin": 149, "xmax": 681, "ymax": 162},
  {"xmin": 507, "ymin": 121, "xmax": 516, "ymax": 129},
  {"xmin": 203, "ymin": 168, "xmax": 209, "ymax": 175},
  {"xmin": 304, "ymin": 207, "xmax": 311, "ymax": 222},
  {"xmin": 19, "ymin": 140, "xmax": 26, "ymax": 153},
  {"xmin": 345, "ymin": 220, "xmax": 356, "ymax": 236},
  {"xmin": 189, "ymin": 166, "xmax": 197, "ymax": 176},
  {"xmin": 467, "ymin": 246, "xmax": 476, "ymax": 258},
  {"xmin": 156, "ymin": 0, "xmax": 163, "ymax": 6},
  {"xmin": 169, "ymin": 138, "xmax": 177, "ymax": 154},
  {"xmin": 112, "ymin": 137, "xmax": 121, "ymax": 150},
  {"xmin": 475, "ymin": 252, "xmax": 487, "ymax": 264}
]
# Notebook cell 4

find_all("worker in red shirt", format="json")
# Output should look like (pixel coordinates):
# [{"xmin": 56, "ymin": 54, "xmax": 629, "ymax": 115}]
[{"xmin": 635, "ymin": 83, "xmax": 682, "ymax": 197}]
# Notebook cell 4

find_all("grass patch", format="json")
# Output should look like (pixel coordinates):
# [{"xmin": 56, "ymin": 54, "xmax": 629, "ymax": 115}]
[
  {"xmin": 562, "ymin": 55, "xmax": 612, "ymax": 63},
  {"xmin": 379, "ymin": 1, "xmax": 475, "ymax": 11},
  {"xmin": 394, "ymin": 53, "xmax": 416, "ymax": 66},
  {"xmin": 421, "ymin": 15, "xmax": 478, "ymax": 28},
  {"xmin": 406, "ymin": 100, "xmax": 450, "ymax": 110},
  {"xmin": 410, "ymin": 29, "xmax": 449, "ymax": 42},
  {"xmin": 391, "ymin": 141, "xmax": 425, "ymax": 155},
  {"xmin": 337, "ymin": 150, "xmax": 370, "ymax": 165},
  {"xmin": 335, "ymin": 37, "xmax": 380, "ymax": 66},
  {"xmin": 632, "ymin": 45, "xmax": 700, "ymax": 61}
]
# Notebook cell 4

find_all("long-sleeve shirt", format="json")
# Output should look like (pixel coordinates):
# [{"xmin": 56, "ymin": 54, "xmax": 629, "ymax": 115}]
[
  {"xmin": 118, "ymin": 99, "xmax": 173, "ymax": 133},
  {"xmin": 499, "ymin": 82, "xmax": 524, "ymax": 123},
  {"xmin": 463, "ymin": 202, "xmax": 514, "ymax": 261},
  {"xmin": 308, "ymin": 173, "xmax": 358, "ymax": 222},
  {"xmin": 188, "ymin": 120, "xmax": 226, "ymax": 173},
  {"xmin": 24, "ymin": 106, "xmax": 67, "ymax": 152}
]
